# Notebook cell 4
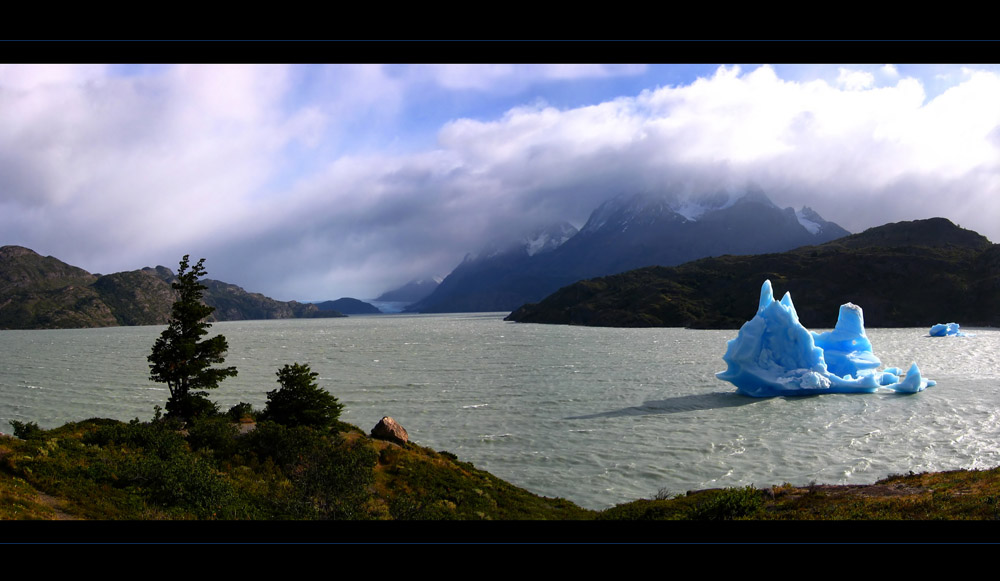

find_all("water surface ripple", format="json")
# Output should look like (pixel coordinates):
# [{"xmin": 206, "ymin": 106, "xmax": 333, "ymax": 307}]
[{"xmin": 2, "ymin": 314, "xmax": 997, "ymax": 510}]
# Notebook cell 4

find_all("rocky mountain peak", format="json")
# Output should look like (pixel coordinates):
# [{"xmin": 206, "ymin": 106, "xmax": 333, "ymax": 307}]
[{"xmin": 524, "ymin": 222, "xmax": 578, "ymax": 256}]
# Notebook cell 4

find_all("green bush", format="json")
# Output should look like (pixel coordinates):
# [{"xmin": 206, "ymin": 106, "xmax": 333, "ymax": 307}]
[
  {"xmin": 165, "ymin": 392, "xmax": 219, "ymax": 421},
  {"xmin": 236, "ymin": 422, "xmax": 376, "ymax": 519},
  {"xmin": 292, "ymin": 437, "xmax": 377, "ymax": 519},
  {"xmin": 227, "ymin": 402, "xmax": 257, "ymax": 422},
  {"xmin": 186, "ymin": 416, "xmax": 240, "ymax": 458},
  {"xmin": 84, "ymin": 419, "xmax": 188, "ymax": 459},
  {"xmin": 9, "ymin": 420, "xmax": 44, "ymax": 440},
  {"xmin": 237, "ymin": 422, "xmax": 324, "ymax": 468},
  {"xmin": 688, "ymin": 486, "xmax": 764, "ymax": 520},
  {"xmin": 260, "ymin": 363, "xmax": 344, "ymax": 430},
  {"xmin": 111, "ymin": 448, "xmax": 244, "ymax": 518}
]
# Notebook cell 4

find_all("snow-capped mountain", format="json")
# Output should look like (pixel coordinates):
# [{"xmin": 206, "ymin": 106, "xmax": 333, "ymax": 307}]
[
  {"xmin": 578, "ymin": 193, "xmax": 686, "ymax": 236},
  {"xmin": 795, "ymin": 206, "xmax": 844, "ymax": 238},
  {"xmin": 405, "ymin": 222, "xmax": 579, "ymax": 313},
  {"xmin": 409, "ymin": 188, "xmax": 849, "ymax": 313}
]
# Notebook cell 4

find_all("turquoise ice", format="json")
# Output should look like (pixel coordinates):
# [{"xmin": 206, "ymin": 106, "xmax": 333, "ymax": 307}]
[
  {"xmin": 717, "ymin": 280, "xmax": 935, "ymax": 397},
  {"xmin": 930, "ymin": 322, "xmax": 968, "ymax": 337}
]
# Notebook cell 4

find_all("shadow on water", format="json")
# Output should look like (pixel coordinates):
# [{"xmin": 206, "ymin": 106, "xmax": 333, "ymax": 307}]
[{"xmin": 564, "ymin": 391, "xmax": 774, "ymax": 420}]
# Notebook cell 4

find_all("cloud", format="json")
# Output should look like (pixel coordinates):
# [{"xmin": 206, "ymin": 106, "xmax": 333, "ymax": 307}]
[
  {"xmin": 417, "ymin": 63, "xmax": 647, "ymax": 92},
  {"xmin": 0, "ymin": 65, "xmax": 335, "ymax": 271},
  {"xmin": 2, "ymin": 63, "xmax": 998, "ymax": 301},
  {"xmin": 837, "ymin": 67, "xmax": 876, "ymax": 90}
]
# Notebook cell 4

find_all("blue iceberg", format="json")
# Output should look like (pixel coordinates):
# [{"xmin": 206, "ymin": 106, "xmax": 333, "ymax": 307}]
[
  {"xmin": 716, "ymin": 280, "xmax": 935, "ymax": 397},
  {"xmin": 929, "ymin": 322, "xmax": 967, "ymax": 337}
]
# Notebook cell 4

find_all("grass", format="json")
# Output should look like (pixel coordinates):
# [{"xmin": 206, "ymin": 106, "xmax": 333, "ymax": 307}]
[
  {"xmin": 0, "ymin": 417, "xmax": 592, "ymax": 521},
  {"xmin": 600, "ymin": 469, "xmax": 1000, "ymax": 521},
  {"xmin": 0, "ymin": 474, "xmax": 60, "ymax": 520},
  {"xmin": 5, "ymin": 418, "xmax": 1000, "ymax": 522}
]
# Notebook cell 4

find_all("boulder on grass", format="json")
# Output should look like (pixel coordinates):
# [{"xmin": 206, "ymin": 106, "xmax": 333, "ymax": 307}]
[{"xmin": 371, "ymin": 416, "xmax": 408, "ymax": 446}]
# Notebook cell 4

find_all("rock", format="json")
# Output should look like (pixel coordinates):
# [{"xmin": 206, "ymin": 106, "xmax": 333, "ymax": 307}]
[{"xmin": 371, "ymin": 416, "xmax": 408, "ymax": 445}]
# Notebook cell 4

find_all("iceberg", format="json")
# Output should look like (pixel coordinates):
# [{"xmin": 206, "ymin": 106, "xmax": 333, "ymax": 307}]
[
  {"xmin": 716, "ymin": 280, "xmax": 935, "ymax": 397},
  {"xmin": 929, "ymin": 322, "xmax": 968, "ymax": 337}
]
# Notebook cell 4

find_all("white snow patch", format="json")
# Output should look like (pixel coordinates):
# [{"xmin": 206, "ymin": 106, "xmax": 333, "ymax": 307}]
[
  {"xmin": 795, "ymin": 208, "xmax": 821, "ymax": 235},
  {"xmin": 675, "ymin": 202, "xmax": 706, "ymax": 221}
]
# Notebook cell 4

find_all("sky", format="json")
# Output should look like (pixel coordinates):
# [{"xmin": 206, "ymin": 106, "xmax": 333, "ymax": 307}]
[{"xmin": 2, "ymin": 50, "xmax": 999, "ymax": 302}]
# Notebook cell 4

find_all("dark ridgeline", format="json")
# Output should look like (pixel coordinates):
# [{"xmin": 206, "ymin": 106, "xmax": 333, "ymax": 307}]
[
  {"xmin": 314, "ymin": 297, "xmax": 382, "ymax": 315},
  {"xmin": 0, "ymin": 246, "xmax": 343, "ymax": 330},
  {"xmin": 506, "ymin": 217, "xmax": 1000, "ymax": 329}
]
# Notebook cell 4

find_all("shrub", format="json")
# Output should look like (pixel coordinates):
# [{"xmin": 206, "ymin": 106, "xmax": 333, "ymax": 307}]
[
  {"xmin": 688, "ymin": 486, "xmax": 764, "ymax": 520},
  {"xmin": 293, "ymin": 437, "xmax": 377, "ymax": 519},
  {"xmin": 227, "ymin": 402, "xmax": 257, "ymax": 423},
  {"xmin": 9, "ymin": 420, "xmax": 44, "ymax": 440},
  {"xmin": 112, "ymin": 448, "xmax": 242, "ymax": 518},
  {"xmin": 84, "ymin": 418, "xmax": 188, "ymax": 459},
  {"xmin": 260, "ymin": 363, "xmax": 344, "ymax": 430},
  {"xmin": 166, "ymin": 393, "xmax": 219, "ymax": 421},
  {"xmin": 186, "ymin": 416, "xmax": 240, "ymax": 458},
  {"xmin": 236, "ymin": 422, "xmax": 376, "ymax": 519},
  {"xmin": 77, "ymin": 418, "xmax": 252, "ymax": 518},
  {"xmin": 237, "ymin": 422, "xmax": 328, "ymax": 469}
]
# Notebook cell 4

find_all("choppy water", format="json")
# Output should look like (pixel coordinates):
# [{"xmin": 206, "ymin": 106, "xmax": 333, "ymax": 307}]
[{"xmin": 2, "ymin": 313, "xmax": 998, "ymax": 511}]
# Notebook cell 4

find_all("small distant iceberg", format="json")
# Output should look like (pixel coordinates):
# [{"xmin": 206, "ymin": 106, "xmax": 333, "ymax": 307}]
[
  {"xmin": 716, "ymin": 280, "xmax": 935, "ymax": 397},
  {"xmin": 929, "ymin": 322, "xmax": 969, "ymax": 337}
]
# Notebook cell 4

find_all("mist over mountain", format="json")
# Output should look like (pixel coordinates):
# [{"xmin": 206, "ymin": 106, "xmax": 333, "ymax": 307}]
[
  {"xmin": 375, "ymin": 277, "xmax": 443, "ymax": 304},
  {"xmin": 408, "ymin": 187, "xmax": 850, "ymax": 313},
  {"xmin": 404, "ymin": 222, "xmax": 580, "ymax": 313}
]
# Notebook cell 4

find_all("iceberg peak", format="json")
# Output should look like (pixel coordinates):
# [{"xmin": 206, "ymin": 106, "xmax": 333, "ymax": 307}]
[
  {"xmin": 758, "ymin": 279, "xmax": 774, "ymax": 313},
  {"xmin": 717, "ymin": 280, "xmax": 936, "ymax": 397}
]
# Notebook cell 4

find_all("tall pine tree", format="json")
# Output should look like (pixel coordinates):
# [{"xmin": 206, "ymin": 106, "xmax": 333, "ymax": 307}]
[{"xmin": 148, "ymin": 255, "xmax": 237, "ymax": 419}]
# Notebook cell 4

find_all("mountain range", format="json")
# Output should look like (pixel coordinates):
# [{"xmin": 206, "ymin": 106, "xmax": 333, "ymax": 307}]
[
  {"xmin": 375, "ymin": 277, "xmax": 442, "ymax": 304},
  {"xmin": 0, "ymin": 246, "xmax": 343, "ymax": 330},
  {"xmin": 407, "ymin": 186, "xmax": 850, "ymax": 313},
  {"xmin": 505, "ymin": 218, "xmax": 1000, "ymax": 329}
]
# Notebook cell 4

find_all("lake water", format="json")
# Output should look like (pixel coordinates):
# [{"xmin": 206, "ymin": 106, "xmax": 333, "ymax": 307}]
[{"xmin": 2, "ymin": 313, "xmax": 998, "ymax": 511}]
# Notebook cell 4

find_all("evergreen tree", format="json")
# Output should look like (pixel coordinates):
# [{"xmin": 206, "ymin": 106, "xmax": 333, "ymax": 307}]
[
  {"xmin": 261, "ymin": 363, "xmax": 344, "ymax": 430},
  {"xmin": 148, "ymin": 255, "xmax": 237, "ymax": 419}
]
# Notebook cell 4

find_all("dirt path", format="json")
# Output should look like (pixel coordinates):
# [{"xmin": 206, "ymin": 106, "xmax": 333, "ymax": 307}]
[{"xmin": 35, "ymin": 492, "xmax": 77, "ymax": 520}]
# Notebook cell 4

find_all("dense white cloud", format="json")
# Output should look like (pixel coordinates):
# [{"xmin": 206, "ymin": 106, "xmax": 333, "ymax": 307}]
[
  {"xmin": 2, "ymin": 63, "xmax": 998, "ymax": 301},
  {"xmin": 837, "ymin": 67, "xmax": 876, "ymax": 90}
]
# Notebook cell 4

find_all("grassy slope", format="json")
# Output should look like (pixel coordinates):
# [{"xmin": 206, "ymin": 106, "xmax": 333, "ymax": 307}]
[
  {"xmin": 4, "ymin": 419, "xmax": 1000, "ymax": 522},
  {"xmin": 0, "ymin": 418, "xmax": 591, "ymax": 521}
]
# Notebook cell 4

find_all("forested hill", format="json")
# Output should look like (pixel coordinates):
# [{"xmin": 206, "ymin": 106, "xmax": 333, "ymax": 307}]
[
  {"xmin": 0, "ymin": 246, "xmax": 343, "ymax": 329},
  {"xmin": 505, "ymin": 218, "xmax": 1000, "ymax": 329}
]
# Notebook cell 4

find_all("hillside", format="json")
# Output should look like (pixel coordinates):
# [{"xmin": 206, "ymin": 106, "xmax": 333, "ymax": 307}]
[
  {"xmin": 6, "ymin": 418, "xmax": 1000, "ymax": 532},
  {"xmin": 0, "ymin": 417, "xmax": 590, "ymax": 523},
  {"xmin": 506, "ymin": 218, "xmax": 1000, "ymax": 329},
  {"xmin": 315, "ymin": 297, "xmax": 382, "ymax": 315},
  {"xmin": 0, "ymin": 247, "xmax": 342, "ymax": 329}
]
